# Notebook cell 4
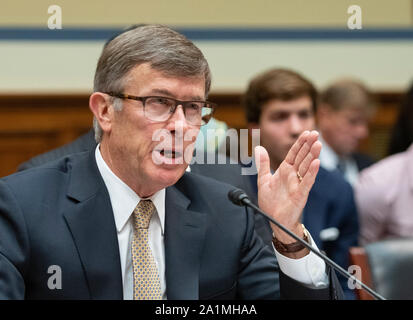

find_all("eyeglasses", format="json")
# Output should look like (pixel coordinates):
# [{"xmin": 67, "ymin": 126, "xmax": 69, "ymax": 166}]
[{"xmin": 105, "ymin": 92, "xmax": 217, "ymax": 126}]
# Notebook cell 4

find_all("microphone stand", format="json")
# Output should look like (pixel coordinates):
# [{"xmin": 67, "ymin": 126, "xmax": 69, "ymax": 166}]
[{"xmin": 229, "ymin": 190, "xmax": 386, "ymax": 301}]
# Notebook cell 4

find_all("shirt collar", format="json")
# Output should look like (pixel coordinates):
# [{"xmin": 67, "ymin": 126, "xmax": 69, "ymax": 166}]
[
  {"xmin": 318, "ymin": 134, "xmax": 340, "ymax": 171},
  {"xmin": 95, "ymin": 145, "xmax": 165, "ymax": 234},
  {"xmin": 318, "ymin": 134, "xmax": 359, "ymax": 185}
]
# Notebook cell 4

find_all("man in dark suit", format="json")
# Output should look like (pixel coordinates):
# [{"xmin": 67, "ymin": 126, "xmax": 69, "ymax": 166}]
[
  {"xmin": 0, "ymin": 25, "xmax": 342, "ymax": 299},
  {"xmin": 316, "ymin": 79, "xmax": 376, "ymax": 185},
  {"xmin": 243, "ymin": 68, "xmax": 359, "ymax": 299}
]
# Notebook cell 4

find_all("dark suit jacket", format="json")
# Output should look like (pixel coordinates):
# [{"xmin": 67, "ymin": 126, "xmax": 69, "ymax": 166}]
[
  {"xmin": 0, "ymin": 151, "xmax": 342, "ymax": 299},
  {"xmin": 352, "ymin": 152, "xmax": 375, "ymax": 172},
  {"xmin": 190, "ymin": 160, "xmax": 256, "ymax": 203}
]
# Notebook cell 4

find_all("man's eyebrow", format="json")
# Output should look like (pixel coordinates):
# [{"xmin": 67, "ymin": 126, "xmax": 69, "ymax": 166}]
[
  {"xmin": 269, "ymin": 110, "xmax": 290, "ymax": 115},
  {"xmin": 269, "ymin": 108, "xmax": 311, "ymax": 114},
  {"xmin": 149, "ymin": 88, "xmax": 204, "ymax": 101},
  {"xmin": 150, "ymin": 88, "xmax": 174, "ymax": 96}
]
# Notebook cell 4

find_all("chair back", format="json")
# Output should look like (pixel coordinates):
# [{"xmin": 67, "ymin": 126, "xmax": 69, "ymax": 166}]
[{"xmin": 350, "ymin": 238, "xmax": 413, "ymax": 300}]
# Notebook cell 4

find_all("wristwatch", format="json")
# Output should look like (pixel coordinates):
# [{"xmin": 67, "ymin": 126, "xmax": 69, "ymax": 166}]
[{"xmin": 272, "ymin": 224, "xmax": 310, "ymax": 253}]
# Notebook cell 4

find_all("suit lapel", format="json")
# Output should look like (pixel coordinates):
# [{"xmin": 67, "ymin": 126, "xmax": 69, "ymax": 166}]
[
  {"xmin": 63, "ymin": 151, "xmax": 123, "ymax": 299},
  {"xmin": 164, "ymin": 183, "xmax": 206, "ymax": 300}
]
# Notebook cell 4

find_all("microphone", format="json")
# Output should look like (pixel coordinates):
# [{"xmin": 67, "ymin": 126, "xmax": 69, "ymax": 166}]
[
  {"xmin": 228, "ymin": 188, "xmax": 386, "ymax": 301},
  {"xmin": 228, "ymin": 189, "xmax": 251, "ymax": 206}
]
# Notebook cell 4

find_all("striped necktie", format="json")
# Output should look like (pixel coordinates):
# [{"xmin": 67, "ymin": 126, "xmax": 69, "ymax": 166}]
[{"xmin": 131, "ymin": 200, "xmax": 162, "ymax": 300}]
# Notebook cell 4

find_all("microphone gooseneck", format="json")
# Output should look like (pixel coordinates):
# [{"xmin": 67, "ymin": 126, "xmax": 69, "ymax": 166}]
[{"xmin": 228, "ymin": 188, "xmax": 386, "ymax": 301}]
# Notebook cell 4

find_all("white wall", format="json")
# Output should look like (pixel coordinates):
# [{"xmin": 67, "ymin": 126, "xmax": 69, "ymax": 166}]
[{"xmin": 1, "ymin": 39, "xmax": 412, "ymax": 93}]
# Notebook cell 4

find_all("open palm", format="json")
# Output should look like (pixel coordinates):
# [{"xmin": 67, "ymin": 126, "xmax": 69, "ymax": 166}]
[{"xmin": 256, "ymin": 130, "xmax": 322, "ymax": 243}]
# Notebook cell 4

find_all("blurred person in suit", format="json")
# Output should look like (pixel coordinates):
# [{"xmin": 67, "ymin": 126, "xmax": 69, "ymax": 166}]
[
  {"xmin": 355, "ymin": 82, "xmax": 413, "ymax": 245},
  {"xmin": 244, "ymin": 68, "xmax": 359, "ymax": 299},
  {"xmin": 0, "ymin": 24, "xmax": 342, "ymax": 299},
  {"xmin": 316, "ymin": 79, "xmax": 376, "ymax": 186}
]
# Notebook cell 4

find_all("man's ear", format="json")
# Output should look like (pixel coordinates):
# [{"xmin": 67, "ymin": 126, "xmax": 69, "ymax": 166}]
[{"xmin": 89, "ymin": 92, "xmax": 114, "ymax": 134}]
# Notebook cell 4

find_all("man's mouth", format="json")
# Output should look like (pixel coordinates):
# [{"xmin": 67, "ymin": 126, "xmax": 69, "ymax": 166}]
[
  {"xmin": 159, "ymin": 149, "xmax": 183, "ymax": 159},
  {"xmin": 152, "ymin": 147, "xmax": 187, "ymax": 166}
]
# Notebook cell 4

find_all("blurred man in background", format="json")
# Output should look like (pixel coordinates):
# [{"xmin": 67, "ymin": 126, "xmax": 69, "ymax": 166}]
[{"xmin": 317, "ymin": 79, "xmax": 376, "ymax": 186}]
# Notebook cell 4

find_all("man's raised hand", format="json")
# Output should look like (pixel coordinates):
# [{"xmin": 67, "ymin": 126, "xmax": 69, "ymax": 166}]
[{"xmin": 255, "ymin": 130, "xmax": 322, "ymax": 250}]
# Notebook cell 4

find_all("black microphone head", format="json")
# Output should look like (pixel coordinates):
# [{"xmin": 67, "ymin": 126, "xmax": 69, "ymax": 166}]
[{"xmin": 228, "ymin": 188, "xmax": 249, "ymax": 206}]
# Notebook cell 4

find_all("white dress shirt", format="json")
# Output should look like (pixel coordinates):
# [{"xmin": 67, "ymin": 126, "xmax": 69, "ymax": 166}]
[
  {"xmin": 95, "ymin": 146, "xmax": 166, "ymax": 300},
  {"xmin": 95, "ymin": 145, "xmax": 328, "ymax": 300},
  {"xmin": 319, "ymin": 135, "xmax": 359, "ymax": 186}
]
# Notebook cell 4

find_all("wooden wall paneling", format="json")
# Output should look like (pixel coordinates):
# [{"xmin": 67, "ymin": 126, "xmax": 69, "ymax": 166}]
[
  {"xmin": 209, "ymin": 93, "xmax": 246, "ymax": 130},
  {"xmin": 0, "ymin": 95, "xmax": 93, "ymax": 177}
]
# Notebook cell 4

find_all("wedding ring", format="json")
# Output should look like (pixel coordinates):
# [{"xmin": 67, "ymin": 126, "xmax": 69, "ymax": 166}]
[{"xmin": 296, "ymin": 171, "xmax": 303, "ymax": 182}]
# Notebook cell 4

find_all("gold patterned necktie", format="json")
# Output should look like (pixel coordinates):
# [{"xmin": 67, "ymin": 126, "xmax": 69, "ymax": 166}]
[{"xmin": 132, "ymin": 200, "xmax": 162, "ymax": 300}]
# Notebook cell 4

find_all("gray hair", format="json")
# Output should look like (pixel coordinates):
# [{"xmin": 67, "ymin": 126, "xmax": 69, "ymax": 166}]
[
  {"xmin": 320, "ymin": 79, "xmax": 374, "ymax": 112},
  {"xmin": 92, "ymin": 24, "xmax": 212, "ymax": 142}
]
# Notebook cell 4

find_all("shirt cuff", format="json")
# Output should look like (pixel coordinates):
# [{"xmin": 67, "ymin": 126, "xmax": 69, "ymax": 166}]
[{"xmin": 273, "ymin": 233, "xmax": 329, "ymax": 287}]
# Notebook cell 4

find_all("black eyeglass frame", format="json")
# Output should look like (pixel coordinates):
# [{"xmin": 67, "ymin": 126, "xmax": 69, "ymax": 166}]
[{"xmin": 105, "ymin": 92, "xmax": 217, "ymax": 126}]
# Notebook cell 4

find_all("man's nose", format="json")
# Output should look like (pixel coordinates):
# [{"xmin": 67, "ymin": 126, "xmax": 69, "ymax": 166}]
[
  {"xmin": 289, "ymin": 116, "xmax": 304, "ymax": 136},
  {"xmin": 355, "ymin": 123, "xmax": 369, "ymax": 140},
  {"xmin": 166, "ymin": 105, "xmax": 189, "ymax": 131}
]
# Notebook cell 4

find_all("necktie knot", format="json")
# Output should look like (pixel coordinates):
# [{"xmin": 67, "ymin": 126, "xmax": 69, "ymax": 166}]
[{"xmin": 133, "ymin": 200, "xmax": 155, "ymax": 229}]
